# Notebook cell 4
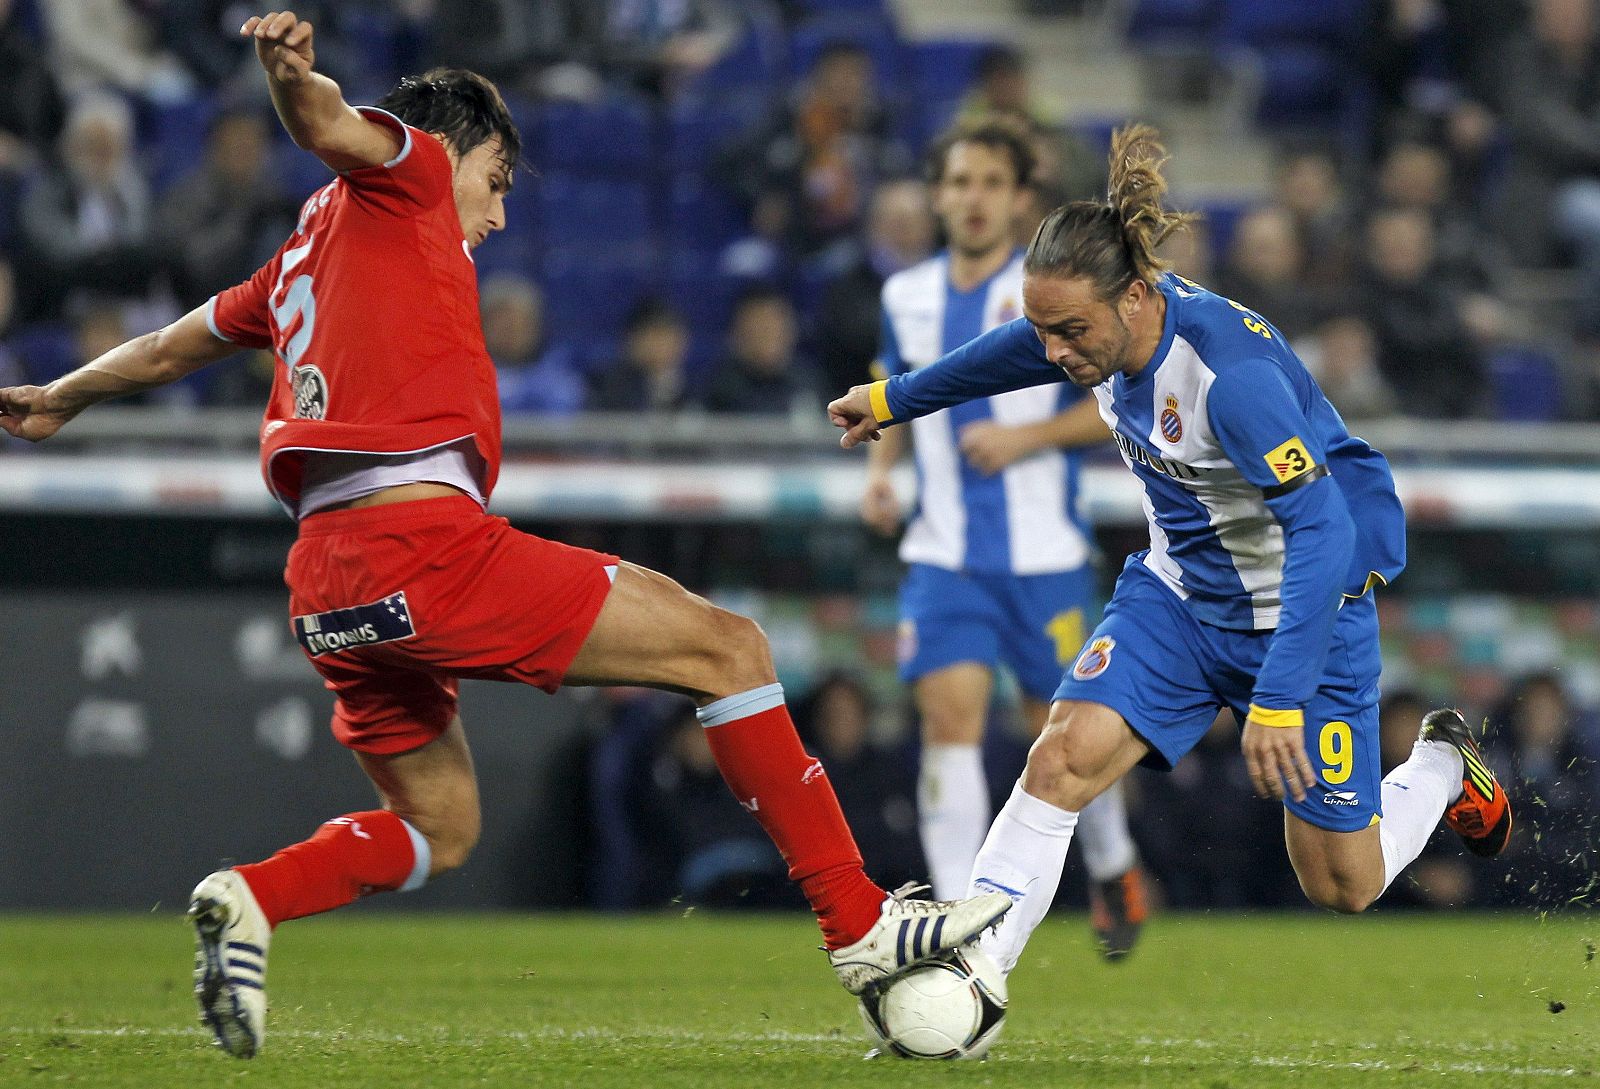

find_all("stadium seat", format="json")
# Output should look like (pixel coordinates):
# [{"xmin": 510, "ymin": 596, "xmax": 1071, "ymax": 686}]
[
  {"xmin": 1248, "ymin": 45, "xmax": 1347, "ymax": 129},
  {"xmin": 140, "ymin": 97, "xmax": 218, "ymax": 193},
  {"xmin": 275, "ymin": 137, "xmax": 336, "ymax": 200},
  {"xmin": 899, "ymin": 38, "xmax": 995, "ymax": 147},
  {"xmin": 12, "ymin": 323, "xmax": 77, "ymax": 384},
  {"xmin": 787, "ymin": 0, "xmax": 891, "ymax": 15},
  {"xmin": 789, "ymin": 13, "xmax": 905, "ymax": 89},
  {"xmin": 666, "ymin": 173, "xmax": 748, "ymax": 257},
  {"xmin": 540, "ymin": 250, "xmax": 659, "ymax": 347},
  {"xmin": 666, "ymin": 92, "xmax": 769, "ymax": 172},
  {"xmin": 685, "ymin": 20, "xmax": 790, "ymax": 94},
  {"xmin": 1124, "ymin": 0, "xmax": 1222, "ymax": 47},
  {"xmin": 908, "ymin": 38, "xmax": 994, "ymax": 102},
  {"xmin": 1217, "ymin": 0, "xmax": 1362, "ymax": 47},
  {"xmin": 665, "ymin": 260, "xmax": 739, "ymax": 342},
  {"xmin": 471, "ymin": 232, "xmax": 539, "ymax": 279},
  {"xmin": 1488, "ymin": 346, "xmax": 1565, "ymax": 422},
  {"xmin": 536, "ymin": 174, "xmax": 654, "ymax": 251},
  {"xmin": 338, "ymin": 6, "xmax": 406, "ymax": 91},
  {"xmin": 534, "ymin": 94, "xmax": 656, "ymax": 174},
  {"xmin": 1192, "ymin": 198, "xmax": 1252, "ymax": 260}
]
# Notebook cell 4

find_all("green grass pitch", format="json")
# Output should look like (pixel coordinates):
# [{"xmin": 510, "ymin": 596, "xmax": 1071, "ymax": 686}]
[{"xmin": 1, "ymin": 910, "xmax": 1595, "ymax": 1087}]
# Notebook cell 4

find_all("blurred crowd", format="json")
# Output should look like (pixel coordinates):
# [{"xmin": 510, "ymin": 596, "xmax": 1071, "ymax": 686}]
[
  {"xmin": 3, "ymin": 0, "xmax": 1600, "ymax": 421},
  {"xmin": 585, "ymin": 666, "xmax": 1600, "ymax": 913}
]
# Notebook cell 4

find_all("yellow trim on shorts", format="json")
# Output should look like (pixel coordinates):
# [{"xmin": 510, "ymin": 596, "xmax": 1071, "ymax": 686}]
[
  {"xmin": 1248, "ymin": 704, "xmax": 1304, "ymax": 729},
  {"xmin": 868, "ymin": 380, "xmax": 894, "ymax": 424}
]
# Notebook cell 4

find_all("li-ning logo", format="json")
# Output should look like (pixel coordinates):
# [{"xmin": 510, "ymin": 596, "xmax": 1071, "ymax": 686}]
[
  {"xmin": 740, "ymin": 797, "xmax": 760, "ymax": 813},
  {"xmin": 1159, "ymin": 394, "xmax": 1183, "ymax": 443},
  {"xmin": 801, "ymin": 760, "xmax": 825, "ymax": 785},
  {"xmin": 1323, "ymin": 790, "xmax": 1360, "ymax": 807},
  {"xmin": 326, "ymin": 816, "xmax": 372, "ymax": 839},
  {"xmin": 293, "ymin": 591, "xmax": 416, "ymax": 657}
]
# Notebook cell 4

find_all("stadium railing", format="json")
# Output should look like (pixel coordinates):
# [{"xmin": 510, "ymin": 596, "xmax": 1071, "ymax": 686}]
[{"xmin": 6, "ymin": 407, "xmax": 1600, "ymax": 527}]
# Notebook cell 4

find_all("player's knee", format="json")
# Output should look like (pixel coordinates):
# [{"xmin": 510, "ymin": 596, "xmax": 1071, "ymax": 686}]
[
  {"xmin": 1299, "ymin": 870, "xmax": 1380, "ymax": 915},
  {"xmin": 919, "ymin": 703, "xmax": 983, "ymax": 746},
  {"xmin": 424, "ymin": 811, "xmax": 481, "ymax": 875},
  {"xmin": 1020, "ymin": 727, "xmax": 1099, "ymax": 811},
  {"xmin": 699, "ymin": 607, "xmax": 778, "ymax": 695}
]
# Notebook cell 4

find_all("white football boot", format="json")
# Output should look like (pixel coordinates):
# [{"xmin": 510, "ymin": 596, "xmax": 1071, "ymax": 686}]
[
  {"xmin": 188, "ymin": 869, "xmax": 270, "ymax": 1058},
  {"xmin": 828, "ymin": 882, "xmax": 1011, "ymax": 995}
]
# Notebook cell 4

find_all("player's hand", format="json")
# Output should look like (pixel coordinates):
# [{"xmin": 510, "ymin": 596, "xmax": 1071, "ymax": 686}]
[
  {"xmin": 0, "ymin": 385, "xmax": 74, "ymax": 442},
  {"xmin": 828, "ymin": 385, "xmax": 883, "ymax": 449},
  {"xmin": 861, "ymin": 473, "xmax": 902, "ymax": 536},
  {"xmin": 242, "ymin": 11, "xmax": 315, "ymax": 84},
  {"xmin": 1241, "ymin": 716, "xmax": 1317, "ymax": 803},
  {"xmin": 958, "ymin": 421, "xmax": 1033, "ymax": 475}
]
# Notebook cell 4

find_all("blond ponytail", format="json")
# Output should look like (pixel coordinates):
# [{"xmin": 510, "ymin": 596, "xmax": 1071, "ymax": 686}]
[
  {"xmin": 1106, "ymin": 124, "xmax": 1197, "ymax": 284},
  {"xmin": 1024, "ymin": 123, "xmax": 1198, "ymax": 297}
]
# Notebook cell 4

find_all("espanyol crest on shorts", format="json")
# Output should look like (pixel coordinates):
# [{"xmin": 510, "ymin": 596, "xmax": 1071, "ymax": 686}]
[{"xmin": 1072, "ymin": 636, "xmax": 1115, "ymax": 680}]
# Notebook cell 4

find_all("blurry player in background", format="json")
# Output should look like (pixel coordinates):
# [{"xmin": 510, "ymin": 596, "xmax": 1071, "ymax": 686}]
[
  {"xmin": 0, "ymin": 10, "xmax": 1008, "ymax": 1058},
  {"xmin": 829, "ymin": 125, "xmax": 1512, "ymax": 977},
  {"xmin": 862, "ymin": 117, "xmax": 1148, "ymax": 959}
]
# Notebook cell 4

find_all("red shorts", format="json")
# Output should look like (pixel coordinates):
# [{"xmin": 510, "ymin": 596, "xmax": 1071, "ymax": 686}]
[{"xmin": 285, "ymin": 495, "xmax": 618, "ymax": 755}]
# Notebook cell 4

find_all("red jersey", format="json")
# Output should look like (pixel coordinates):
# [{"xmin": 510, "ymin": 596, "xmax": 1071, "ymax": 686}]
[{"xmin": 207, "ymin": 107, "xmax": 501, "ymax": 515}]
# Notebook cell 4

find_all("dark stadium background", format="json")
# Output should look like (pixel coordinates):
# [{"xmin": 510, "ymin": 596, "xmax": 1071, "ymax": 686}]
[{"xmin": 0, "ymin": 0, "xmax": 1596, "ymax": 920}]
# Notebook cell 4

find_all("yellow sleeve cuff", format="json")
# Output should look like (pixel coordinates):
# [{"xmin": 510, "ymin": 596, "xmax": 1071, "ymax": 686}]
[
  {"xmin": 868, "ymin": 359, "xmax": 889, "ymax": 382},
  {"xmin": 1248, "ymin": 704, "xmax": 1304, "ymax": 729},
  {"xmin": 867, "ymin": 379, "xmax": 894, "ymax": 424}
]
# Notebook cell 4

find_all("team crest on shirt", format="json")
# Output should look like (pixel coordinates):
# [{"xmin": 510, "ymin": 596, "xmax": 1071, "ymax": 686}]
[
  {"xmin": 291, "ymin": 364, "xmax": 328, "ymax": 420},
  {"xmin": 1072, "ymin": 636, "xmax": 1115, "ymax": 680},
  {"xmin": 996, "ymin": 297, "xmax": 1020, "ymax": 324},
  {"xmin": 1159, "ymin": 395, "xmax": 1183, "ymax": 444}
]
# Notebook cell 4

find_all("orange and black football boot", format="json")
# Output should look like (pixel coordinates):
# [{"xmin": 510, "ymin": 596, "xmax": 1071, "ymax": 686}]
[
  {"xmin": 1089, "ymin": 866, "xmax": 1149, "ymax": 962},
  {"xmin": 1419, "ymin": 708, "xmax": 1513, "ymax": 858}
]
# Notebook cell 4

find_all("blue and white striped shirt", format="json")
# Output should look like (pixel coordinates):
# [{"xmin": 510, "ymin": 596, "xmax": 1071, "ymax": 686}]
[{"xmin": 879, "ymin": 250, "xmax": 1092, "ymax": 576}]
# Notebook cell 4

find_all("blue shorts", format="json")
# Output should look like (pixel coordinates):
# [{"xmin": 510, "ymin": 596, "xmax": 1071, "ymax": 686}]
[
  {"xmin": 898, "ymin": 563, "xmax": 1094, "ymax": 703},
  {"xmin": 1056, "ymin": 561, "xmax": 1383, "ymax": 832}
]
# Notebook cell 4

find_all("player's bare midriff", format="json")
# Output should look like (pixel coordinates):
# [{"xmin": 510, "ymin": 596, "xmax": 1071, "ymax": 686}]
[{"xmin": 322, "ymin": 482, "xmax": 471, "ymax": 512}]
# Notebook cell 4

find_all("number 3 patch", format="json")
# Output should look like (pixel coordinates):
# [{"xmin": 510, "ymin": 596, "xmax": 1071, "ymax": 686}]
[{"xmin": 1264, "ymin": 436, "xmax": 1316, "ymax": 483}]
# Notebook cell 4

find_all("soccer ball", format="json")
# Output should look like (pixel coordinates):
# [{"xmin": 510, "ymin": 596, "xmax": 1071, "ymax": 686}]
[{"xmin": 858, "ymin": 947, "xmax": 1008, "ymax": 1060}]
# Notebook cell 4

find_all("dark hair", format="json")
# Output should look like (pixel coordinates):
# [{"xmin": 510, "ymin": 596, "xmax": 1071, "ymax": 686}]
[
  {"xmin": 375, "ymin": 67, "xmax": 520, "ymax": 167},
  {"xmin": 925, "ymin": 115, "xmax": 1036, "ymax": 189},
  {"xmin": 813, "ymin": 40, "xmax": 870, "ymax": 70},
  {"xmin": 623, "ymin": 297, "xmax": 685, "ymax": 335},
  {"xmin": 976, "ymin": 45, "xmax": 1025, "ymax": 82},
  {"xmin": 731, "ymin": 283, "xmax": 791, "ymax": 316},
  {"xmin": 1024, "ymin": 123, "xmax": 1197, "ymax": 298}
]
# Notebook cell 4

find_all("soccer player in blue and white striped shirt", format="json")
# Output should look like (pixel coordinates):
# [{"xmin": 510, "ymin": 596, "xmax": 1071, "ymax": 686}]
[
  {"xmin": 862, "ymin": 117, "xmax": 1147, "ymax": 958},
  {"xmin": 830, "ymin": 125, "xmax": 1512, "ymax": 976}
]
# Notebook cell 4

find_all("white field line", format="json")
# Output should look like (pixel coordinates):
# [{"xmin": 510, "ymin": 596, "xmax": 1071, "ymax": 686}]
[{"xmin": 0, "ymin": 1025, "xmax": 1586, "ymax": 1078}]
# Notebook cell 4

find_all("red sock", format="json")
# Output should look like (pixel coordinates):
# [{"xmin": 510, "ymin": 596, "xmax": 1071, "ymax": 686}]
[
  {"xmin": 699, "ymin": 697, "xmax": 886, "ymax": 948},
  {"xmin": 235, "ymin": 810, "xmax": 420, "ymax": 928}
]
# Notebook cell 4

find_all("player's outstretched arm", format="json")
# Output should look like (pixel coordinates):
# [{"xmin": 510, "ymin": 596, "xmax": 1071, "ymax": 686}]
[
  {"xmin": 242, "ymin": 11, "xmax": 401, "ymax": 172},
  {"xmin": 0, "ymin": 306, "xmax": 239, "ymax": 442},
  {"xmin": 830, "ymin": 319, "xmax": 1067, "ymax": 450}
]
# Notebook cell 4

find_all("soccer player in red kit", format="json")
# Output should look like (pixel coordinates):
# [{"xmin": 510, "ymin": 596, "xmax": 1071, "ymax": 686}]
[{"xmin": 0, "ymin": 11, "xmax": 1008, "ymax": 1059}]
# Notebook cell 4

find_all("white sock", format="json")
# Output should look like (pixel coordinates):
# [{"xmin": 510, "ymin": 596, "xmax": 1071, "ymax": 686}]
[
  {"xmin": 1074, "ymin": 779, "xmax": 1138, "ymax": 882},
  {"xmin": 1378, "ymin": 739, "xmax": 1464, "ymax": 894},
  {"xmin": 918, "ymin": 743, "xmax": 990, "ymax": 900},
  {"xmin": 966, "ymin": 782, "xmax": 1079, "ymax": 975}
]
